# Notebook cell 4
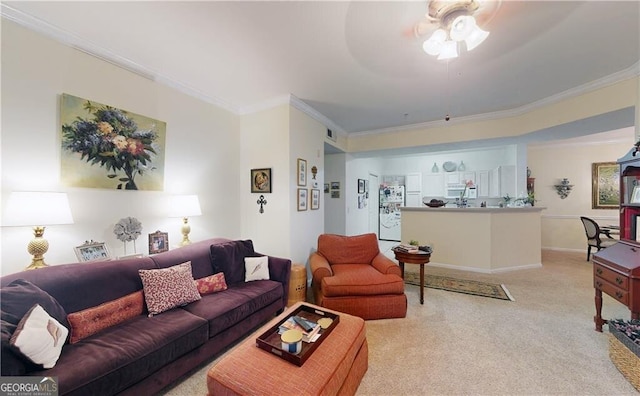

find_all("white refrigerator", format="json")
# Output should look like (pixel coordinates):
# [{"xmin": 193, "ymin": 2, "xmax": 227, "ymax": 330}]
[{"xmin": 379, "ymin": 185, "xmax": 405, "ymax": 241}]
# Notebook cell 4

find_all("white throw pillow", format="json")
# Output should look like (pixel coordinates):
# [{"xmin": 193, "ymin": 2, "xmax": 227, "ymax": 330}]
[
  {"xmin": 244, "ymin": 256, "xmax": 270, "ymax": 282},
  {"xmin": 10, "ymin": 304, "xmax": 69, "ymax": 369}
]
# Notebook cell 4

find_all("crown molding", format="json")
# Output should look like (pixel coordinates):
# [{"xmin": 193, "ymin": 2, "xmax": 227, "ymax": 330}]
[
  {"xmin": 351, "ymin": 61, "xmax": 640, "ymax": 137},
  {"xmin": 1, "ymin": 4, "xmax": 240, "ymax": 114},
  {"xmin": 288, "ymin": 95, "xmax": 345, "ymax": 136}
]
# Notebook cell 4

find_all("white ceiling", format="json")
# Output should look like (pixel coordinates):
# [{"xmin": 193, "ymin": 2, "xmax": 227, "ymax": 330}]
[{"xmin": 3, "ymin": 1, "xmax": 639, "ymax": 136}]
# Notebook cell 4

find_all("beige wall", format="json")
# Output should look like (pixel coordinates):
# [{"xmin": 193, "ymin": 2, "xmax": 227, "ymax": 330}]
[
  {"xmin": 1, "ymin": 20, "xmax": 241, "ymax": 274},
  {"xmin": 528, "ymin": 130, "xmax": 635, "ymax": 252}
]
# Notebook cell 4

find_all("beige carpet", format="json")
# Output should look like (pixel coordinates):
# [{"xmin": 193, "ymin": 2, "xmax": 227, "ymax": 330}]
[{"xmin": 160, "ymin": 250, "xmax": 638, "ymax": 395}]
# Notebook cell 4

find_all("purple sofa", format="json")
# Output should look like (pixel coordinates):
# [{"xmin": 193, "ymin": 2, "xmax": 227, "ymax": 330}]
[{"xmin": 0, "ymin": 238, "xmax": 291, "ymax": 395}]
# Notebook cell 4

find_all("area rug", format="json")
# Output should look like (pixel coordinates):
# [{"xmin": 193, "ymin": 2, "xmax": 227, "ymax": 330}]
[{"xmin": 404, "ymin": 272, "xmax": 515, "ymax": 301}]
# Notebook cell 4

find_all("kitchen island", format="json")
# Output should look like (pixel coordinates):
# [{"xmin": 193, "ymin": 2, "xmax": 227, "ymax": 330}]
[{"xmin": 400, "ymin": 206, "xmax": 545, "ymax": 273}]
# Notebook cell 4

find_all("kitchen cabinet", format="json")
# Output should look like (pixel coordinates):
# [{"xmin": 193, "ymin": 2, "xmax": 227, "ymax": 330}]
[
  {"xmin": 406, "ymin": 173, "xmax": 422, "ymax": 193},
  {"xmin": 444, "ymin": 171, "xmax": 475, "ymax": 186},
  {"xmin": 422, "ymin": 174, "xmax": 444, "ymax": 197},
  {"xmin": 476, "ymin": 170, "xmax": 490, "ymax": 198},
  {"xmin": 489, "ymin": 166, "xmax": 516, "ymax": 198}
]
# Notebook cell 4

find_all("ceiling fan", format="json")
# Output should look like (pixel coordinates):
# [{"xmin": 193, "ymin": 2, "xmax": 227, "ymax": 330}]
[{"xmin": 413, "ymin": 0, "xmax": 502, "ymax": 59}]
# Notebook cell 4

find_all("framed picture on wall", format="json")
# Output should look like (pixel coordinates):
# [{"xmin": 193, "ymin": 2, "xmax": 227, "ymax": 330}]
[
  {"xmin": 297, "ymin": 188, "xmax": 308, "ymax": 211},
  {"xmin": 311, "ymin": 189, "xmax": 320, "ymax": 210},
  {"xmin": 250, "ymin": 168, "xmax": 272, "ymax": 193},
  {"xmin": 331, "ymin": 182, "xmax": 340, "ymax": 190},
  {"xmin": 297, "ymin": 158, "xmax": 307, "ymax": 186},
  {"xmin": 358, "ymin": 179, "xmax": 365, "ymax": 194},
  {"xmin": 591, "ymin": 162, "xmax": 620, "ymax": 209},
  {"xmin": 324, "ymin": 183, "xmax": 330, "ymax": 193}
]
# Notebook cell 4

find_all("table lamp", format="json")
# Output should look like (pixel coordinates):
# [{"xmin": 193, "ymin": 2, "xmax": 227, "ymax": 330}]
[
  {"xmin": 3, "ymin": 192, "xmax": 74, "ymax": 270},
  {"xmin": 168, "ymin": 195, "xmax": 202, "ymax": 246}
]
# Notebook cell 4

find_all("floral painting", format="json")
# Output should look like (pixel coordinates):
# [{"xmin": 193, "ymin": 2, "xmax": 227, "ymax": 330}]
[{"xmin": 60, "ymin": 93, "xmax": 166, "ymax": 190}]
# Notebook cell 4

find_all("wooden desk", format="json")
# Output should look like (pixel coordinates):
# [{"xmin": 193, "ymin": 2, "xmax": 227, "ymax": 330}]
[
  {"xmin": 393, "ymin": 248, "xmax": 431, "ymax": 305},
  {"xmin": 592, "ymin": 241, "xmax": 640, "ymax": 332}
]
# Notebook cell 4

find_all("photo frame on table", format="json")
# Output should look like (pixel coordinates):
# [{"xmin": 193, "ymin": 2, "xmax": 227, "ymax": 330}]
[
  {"xmin": 148, "ymin": 230, "xmax": 169, "ymax": 254},
  {"xmin": 75, "ymin": 240, "xmax": 111, "ymax": 262},
  {"xmin": 297, "ymin": 158, "xmax": 307, "ymax": 186},
  {"xmin": 297, "ymin": 188, "xmax": 308, "ymax": 211},
  {"xmin": 631, "ymin": 185, "xmax": 640, "ymax": 204},
  {"xmin": 357, "ymin": 179, "xmax": 365, "ymax": 194},
  {"xmin": 311, "ymin": 189, "xmax": 320, "ymax": 210},
  {"xmin": 591, "ymin": 162, "xmax": 620, "ymax": 209},
  {"xmin": 251, "ymin": 168, "xmax": 272, "ymax": 193}
]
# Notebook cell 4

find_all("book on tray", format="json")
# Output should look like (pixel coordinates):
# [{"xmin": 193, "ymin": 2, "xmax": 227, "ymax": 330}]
[{"xmin": 278, "ymin": 316, "xmax": 321, "ymax": 343}]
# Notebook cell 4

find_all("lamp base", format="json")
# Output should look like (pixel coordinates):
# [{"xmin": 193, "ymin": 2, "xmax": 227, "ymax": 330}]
[
  {"xmin": 180, "ymin": 218, "xmax": 192, "ymax": 246},
  {"xmin": 26, "ymin": 227, "xmax": 49, "ymax": 270}
]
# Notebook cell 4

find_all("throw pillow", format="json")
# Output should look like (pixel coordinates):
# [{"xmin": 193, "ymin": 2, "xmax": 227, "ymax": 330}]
[
  {"xmin": 1, "ymin": 279, "xmax": 69, "ymax": 331},
  {"xmin": 138, "ymin": 262, "xmax": 201, "ymax": 316},
  {"xmin": 195, "ymin": 273, "xmax": 228, "ymax": 295},
  {"xmin": 67, "ymin": 291, "xmax": 144, "ymax": 344},
  {"xmin": 244, "ymin": 256, "xmax": 270, "ymax": 282},
  {"xmin": 10, "ymin": 304, "xmax": 68, "ymax": 369},
  {"xmin": 209, "ymin": 240, "xmax": 255, "ymax": 285}
]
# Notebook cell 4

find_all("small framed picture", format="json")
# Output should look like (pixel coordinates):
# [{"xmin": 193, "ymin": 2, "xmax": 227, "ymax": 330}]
[
  {"xmin": 297, "ymin": 158, "xmax": 307, "ymax": 186},
  {"xmin": 75, "ymin": 240, "xmax": 111, "ymax": 262},
  {"xmin": 631, "ymin": 185, "xmax": 640, "ymax": 204},
  {"xmin": 297, "ymin": 188, "xmax": 308, "ymax": 211},
  {"xmin": 311, "ymin": 189, "xmax": 320, "ymax": 210},
  {"xmin": 331, "ymin": 182, "xmax": 340, "ymax": 190},
  {"xmin": 251, "ymin": 168, "xmax": 272, "ymax": 193},
  {"xmin": 149, "ymin": 230, "xmax": 169, "ymax": 254},
  {"xmin": 358, "ymin": 179, "xmax": 365, "ymax": 194},
  {"xmin": 324, "ymin": 183, "xmax": 330, "ymax": 193},
  {"xmin": 331, "ymin": 190, "xmax": 340, "ymax": 198}
]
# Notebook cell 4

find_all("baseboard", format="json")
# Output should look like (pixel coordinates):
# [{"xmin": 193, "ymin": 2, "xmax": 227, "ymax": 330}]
[{"xmin": 427, "ymin": 261, "xmax": 542, "ymax": 274}]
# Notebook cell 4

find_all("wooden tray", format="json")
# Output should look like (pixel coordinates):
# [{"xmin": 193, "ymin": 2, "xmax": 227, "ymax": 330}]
[{"xmin": 256, "ymin": 303, "xmax": 340, "ymax": 366}]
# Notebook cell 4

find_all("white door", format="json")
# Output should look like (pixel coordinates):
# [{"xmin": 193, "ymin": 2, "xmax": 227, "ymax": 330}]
[{"xmin": 368, "ymin": 173, "xmax": 379, "ymax": 238}]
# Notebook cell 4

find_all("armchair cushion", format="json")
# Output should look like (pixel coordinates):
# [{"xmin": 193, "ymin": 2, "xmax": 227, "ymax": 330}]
[
  {"xmin": 317, "ymin": 233, "xmax": 379, "ymax": 264},
  {"xmin": 322, "ymin": 264, "xmax": 405, "ymax": 297}
]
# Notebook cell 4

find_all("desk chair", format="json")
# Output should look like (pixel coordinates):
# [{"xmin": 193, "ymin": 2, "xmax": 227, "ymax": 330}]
[{"xmin": 580, "ymin": 216, "xmax": 617, "ymax": 261}]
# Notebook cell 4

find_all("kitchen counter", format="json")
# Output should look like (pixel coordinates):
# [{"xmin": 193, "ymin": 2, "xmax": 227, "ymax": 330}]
[{"xmin": 400, "ymin": 206, "xmax": 545, "ymax": 273}]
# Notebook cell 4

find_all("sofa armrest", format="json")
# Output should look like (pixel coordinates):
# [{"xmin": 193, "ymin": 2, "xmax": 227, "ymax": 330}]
[
  {"xmin": 309, "ymin": 252, "xmax": 333, "ymax": 287},
  {"xmin": 266, "ymin": 255, "xmax": 292, "ymax": 308},
  {"xmin": 371, "ymin": 253, "xmax": 402, "ymax": 277}
]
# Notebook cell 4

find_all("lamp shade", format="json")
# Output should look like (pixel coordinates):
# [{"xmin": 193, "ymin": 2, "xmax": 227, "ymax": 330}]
[
  {"xmin": 168, "ymin": 195, "xmax": 202, "ymax": 218},
  {"xmin": 3, "ymin": 192, "xmax": 74, "ymax": 226}
]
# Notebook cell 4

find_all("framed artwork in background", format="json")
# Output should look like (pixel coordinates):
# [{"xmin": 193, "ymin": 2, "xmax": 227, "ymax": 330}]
[
  {"xmin": 358, "ymin": 179, "xmax": 365, "ymax": 194},
  {"xmin": 591, "ymin": 162, "xmax": 620, "ymax": 209},
  {"xmin": 148, "ymin": 230, "xmax": 169, "ymax": 254},
  {"xmin": 75, "ymin": 240, "xmax": 111, "ymax": 262},
  {"xmin": 297, "ymin": 188, "xmax": 308, "ymax": 211},
  {"xmin": 311, "ymin": 189, "xmax": 320, "ymax": 210},
  {"xmin": 297, "ymin": 158, "xmax": 307, "ymax": 186},
  {"xmin": 251, "ymin": 168, "xmax": 272, "ymax": 193}
]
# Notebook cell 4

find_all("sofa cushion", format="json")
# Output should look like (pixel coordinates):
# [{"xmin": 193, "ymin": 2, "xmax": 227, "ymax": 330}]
[
  {"xmin": 322, "ymin": 264, "xmax": 405, "ymax": 297},
  {"xmin": 244, "ymin": 256, "xmax": 270, "ymax": 282},
  {"xmin": 10, "ymin": 304, "xmax": 68, "ymax": 369},
  {"xmin": 195, "ymin": 273, "xmax": 228, "ymax": 295},
  {"xmin": 139, "ymin": 262, "xmax": 201, "ymax": 316},
  {"xmin": 67, "ymin": 291, "xmax": 144, "ymax": 344},
  {"xmin": 29, "ymin": 309, "xmax": 208, "ymax": 395},
  {"xmin": 209, "ymin": 240, "xmax": 255, "ymax": 285},
  {"xmin": 1, "ymin": 279, "xmax": 69, "ymax": 331},
  {"xmin": 181, "ymin": 280, "xmax": 283, "ymax": 338},
  {"xmin": 317, "ymin": 233, "xmax": 380, "ymax": 265}
]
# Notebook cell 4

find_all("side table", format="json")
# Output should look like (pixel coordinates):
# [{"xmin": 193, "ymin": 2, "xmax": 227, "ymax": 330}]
[{"xmin": 393, "ymin": 248, "xmax": 431, "ymax": 305}]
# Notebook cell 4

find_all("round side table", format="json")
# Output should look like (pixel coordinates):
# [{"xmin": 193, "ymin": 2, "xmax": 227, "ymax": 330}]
[{"xmin": 393, "ymin": 249, "xmax": 431, "ymax": 305}]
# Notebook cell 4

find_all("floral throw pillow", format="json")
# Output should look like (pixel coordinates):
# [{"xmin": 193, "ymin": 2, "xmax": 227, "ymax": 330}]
[
  {"xmin": 195, "ymin": 273, "xmax": 228, "ymax": 295},
  {"xmin": 138, "ymin": 262, "xmax": 201, "ymax": 316}
]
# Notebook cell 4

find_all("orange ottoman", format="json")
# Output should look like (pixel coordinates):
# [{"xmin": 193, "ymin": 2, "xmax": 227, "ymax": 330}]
[{"xmin": 207, "ymin": 302, "xmax": 368, "ymax": 396}]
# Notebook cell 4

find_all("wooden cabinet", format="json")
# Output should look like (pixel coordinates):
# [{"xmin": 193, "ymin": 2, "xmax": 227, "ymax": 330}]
[
  {"xmin": 477, "ymin": 170, "xmax": 490, "ymax": 198},
  {"xmin": 422, "ymin": 174, "xmax": 444, "ymax": 197},
  {"xmin": 593, "ymin": 145, "xmax": 640, "ymax": 331},
  {"xmin": 405, "ymin": 173, "xmax": 422, "ymax": 193}
]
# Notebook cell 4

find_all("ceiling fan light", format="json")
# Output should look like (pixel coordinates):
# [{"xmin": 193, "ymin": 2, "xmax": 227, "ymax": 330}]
[
  {"xmin": 465, "ymin": 25, "xmax": 490, "ymax": 51},
  {"xmin": 423, "ymin": 29, "xmax": 447, "ymax": 56},
  {"xmin": 437, "ymin": 40, "xmax": 458, "ymax": 60},
  {"xmin": 449, "ymin": 15, "xmax": 476, "ymax": 41}
]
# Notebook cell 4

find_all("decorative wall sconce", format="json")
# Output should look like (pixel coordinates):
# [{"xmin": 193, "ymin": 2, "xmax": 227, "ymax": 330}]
[
  {"xmin": 257, "ymin": 195, "xmax": 267, "ymax": 213},
  {"xmin": 554, "ymin": 178, "xmax": 574, "ymax": 199}
]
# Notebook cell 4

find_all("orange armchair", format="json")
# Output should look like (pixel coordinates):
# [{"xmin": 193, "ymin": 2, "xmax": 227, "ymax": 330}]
[{"xmin": 310, "ymin": 233, "xmax": 407, "ymax": 320}]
